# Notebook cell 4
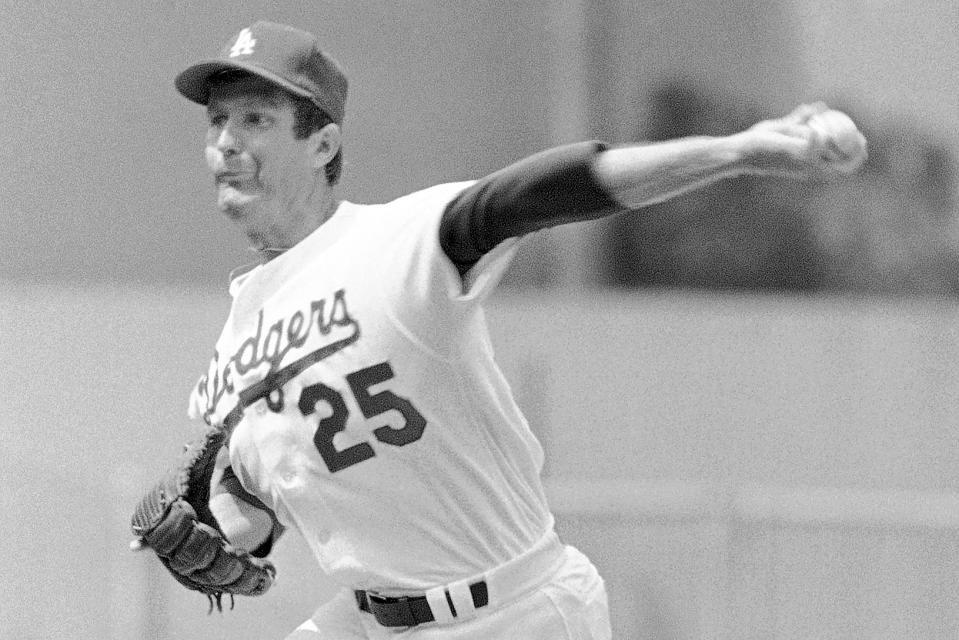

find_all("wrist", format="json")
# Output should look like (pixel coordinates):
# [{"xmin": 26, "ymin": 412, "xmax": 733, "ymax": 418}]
[{"xmin": 719, "ymin": 131, "xmax": 757, "ymax": 177}]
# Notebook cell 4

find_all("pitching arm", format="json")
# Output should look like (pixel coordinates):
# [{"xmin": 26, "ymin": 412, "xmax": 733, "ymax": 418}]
[
  {"xmin": 439, "ymin": 141, "xmax": 623, "ymax": 275},
  {"xmin": 592, "ymin": 102, "xmax": 867, "ymax": 208},
  {"xmin": 439, "ymin": 102, "xmax": 866, "ymax": 274}
]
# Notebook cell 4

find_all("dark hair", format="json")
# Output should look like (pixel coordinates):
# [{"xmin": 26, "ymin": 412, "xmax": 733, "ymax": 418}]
[
  {"xmin": 290, "ymin": 96, "xmax": 343, "ymax": 185},
  {"xmin": 206, "ymin": 70, "xmax": 343, "ymax": 185}
]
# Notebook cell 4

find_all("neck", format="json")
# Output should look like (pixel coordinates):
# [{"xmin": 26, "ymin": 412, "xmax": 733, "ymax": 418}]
[{"xmin": 246, "ymin": 188, "xmax": 340, "ymax": 262}]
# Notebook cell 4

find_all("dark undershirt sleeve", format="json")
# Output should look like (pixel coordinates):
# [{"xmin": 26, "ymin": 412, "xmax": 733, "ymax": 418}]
[{"xmin": 438, "ymin": 141, "xmax": 625, "ymax": 275}]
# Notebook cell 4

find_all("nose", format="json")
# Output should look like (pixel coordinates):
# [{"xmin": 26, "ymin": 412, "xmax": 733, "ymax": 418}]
[{"xmin": 214, "ymin": 123, "xmax": 240, "ymax": 157}]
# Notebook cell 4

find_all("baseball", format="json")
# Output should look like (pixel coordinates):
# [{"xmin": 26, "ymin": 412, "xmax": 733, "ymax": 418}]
[{"xmin": 808, "ymin": 109, "xmax": 867, "ymax": 173}]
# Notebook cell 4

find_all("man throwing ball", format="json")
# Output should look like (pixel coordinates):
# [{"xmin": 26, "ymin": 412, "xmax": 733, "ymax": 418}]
[{"xmin": 131, "ymin": 20, "xmax": 866, "ymax": 640}]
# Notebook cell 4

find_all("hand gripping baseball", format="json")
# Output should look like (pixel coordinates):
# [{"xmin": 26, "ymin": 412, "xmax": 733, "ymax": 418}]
[
  {"xmin": 805, "ymin": 107, "xmax": 868, "ymax": 174},
  {"xmin": 737, "ymin": 102, "xmax": 868, "ymax": 179},
  {"xmin": 130, "ymin": 428, "xmax": 277, "ymax": 612}
]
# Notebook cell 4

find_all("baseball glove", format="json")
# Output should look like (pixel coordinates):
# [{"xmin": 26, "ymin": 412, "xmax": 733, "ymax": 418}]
[{"xmin": 131, "ymin": 427, "xmax": 276, "ymax": 612}]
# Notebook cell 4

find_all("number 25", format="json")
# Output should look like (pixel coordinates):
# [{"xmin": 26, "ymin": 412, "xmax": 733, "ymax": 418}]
[{"xmin": 298, "ymin": 361, "xmax": 426, "ymax": 473}]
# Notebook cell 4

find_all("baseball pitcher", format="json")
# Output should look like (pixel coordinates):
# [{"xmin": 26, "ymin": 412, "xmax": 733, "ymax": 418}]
[{"xmin": 130, "ymin": 20, "xmax": 867, "ymax": 639}]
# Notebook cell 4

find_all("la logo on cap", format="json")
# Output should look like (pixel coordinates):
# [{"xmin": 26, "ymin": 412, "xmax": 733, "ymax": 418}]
[{"xmin": 229, "ymin": 28, "xmax": 256, "ymax": 57}]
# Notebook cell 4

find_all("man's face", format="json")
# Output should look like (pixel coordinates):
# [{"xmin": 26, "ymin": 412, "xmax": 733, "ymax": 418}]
[{"xmin": 204, "ymin": 76, "xmax": 317, "ymax": 224}]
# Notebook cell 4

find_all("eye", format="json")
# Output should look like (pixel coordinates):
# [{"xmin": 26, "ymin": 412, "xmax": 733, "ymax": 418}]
[
  {"xmin": 207, "ymin": 112, "xmax": 227, "ymax": 128},
  {"xmin": 243, "ymin": 111, "xmax": 273, "ymax": 128}
]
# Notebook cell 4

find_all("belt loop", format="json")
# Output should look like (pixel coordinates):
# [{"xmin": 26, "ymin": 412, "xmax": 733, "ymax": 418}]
[
  {"xmin": 448, "ymin": 580, "xmax": 479, "ymax": 619},
  {"xmin": 424, "ymin": 586, "xmax": 457, "ymax": 624}
]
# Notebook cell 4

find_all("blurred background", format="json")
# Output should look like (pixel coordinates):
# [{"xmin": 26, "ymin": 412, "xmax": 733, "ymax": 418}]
[{"xmin": 3, "ymin": 0, "xmax": 959, "ymax": 638}]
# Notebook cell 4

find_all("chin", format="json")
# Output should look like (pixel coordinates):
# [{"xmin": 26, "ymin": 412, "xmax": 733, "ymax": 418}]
[{"xmin": 217, "ymin": 188, "xmax": 259, "ymax": 219}]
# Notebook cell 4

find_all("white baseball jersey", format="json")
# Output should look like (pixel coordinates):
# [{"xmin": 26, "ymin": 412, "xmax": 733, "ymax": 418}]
[{"xmin": 188, "ymin": 181, "xmax": 554, "ymax": 592}]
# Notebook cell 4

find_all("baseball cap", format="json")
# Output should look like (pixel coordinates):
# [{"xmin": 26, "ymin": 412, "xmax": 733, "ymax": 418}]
[{"xmin": 175, "ymin": 21, "xmax": 348, "ymax": 124}]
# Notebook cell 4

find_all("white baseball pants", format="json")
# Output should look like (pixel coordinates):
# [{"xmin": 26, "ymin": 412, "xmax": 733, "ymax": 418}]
[{"xmin": 285, "ymin": 532, "xmax": 611, "ymax": 639}]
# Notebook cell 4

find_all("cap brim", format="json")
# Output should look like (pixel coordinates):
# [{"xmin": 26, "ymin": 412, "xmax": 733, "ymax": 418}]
[{"xmin": 174, "ymin": 59, "xmax": 315, "ymax": 105}]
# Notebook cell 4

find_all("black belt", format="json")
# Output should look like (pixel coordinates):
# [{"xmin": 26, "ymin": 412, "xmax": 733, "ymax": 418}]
[{"xmin": 354, "ymin": 581, "xmax": 489, "ymax": 627}]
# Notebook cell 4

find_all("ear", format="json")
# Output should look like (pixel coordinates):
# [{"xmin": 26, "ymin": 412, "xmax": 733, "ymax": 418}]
[{"xmin": 309, "ymin": 123, "xmax": 341, "ymax": 172}]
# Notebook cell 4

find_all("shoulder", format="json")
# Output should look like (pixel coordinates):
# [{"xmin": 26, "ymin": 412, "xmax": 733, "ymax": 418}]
[
  {"xmin": 347, "ymin": 181, "xmax": 477, "ymax": 231},
  {"xmin": 386, "ymin": 181, "xmax": 478, "ymax": 211}
]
